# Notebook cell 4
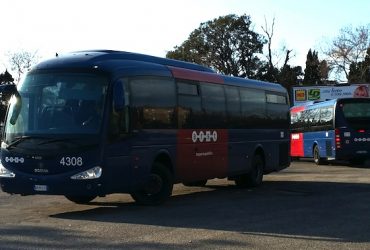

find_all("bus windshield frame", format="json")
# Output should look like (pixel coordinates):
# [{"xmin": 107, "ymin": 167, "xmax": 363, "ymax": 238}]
[{"xmin": 3, "ymin": 70, "xmax": 110, "ymax": 146}]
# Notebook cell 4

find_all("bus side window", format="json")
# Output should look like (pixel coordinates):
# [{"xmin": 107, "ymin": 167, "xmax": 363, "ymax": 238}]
[
  {"xmin": 130, "ymin": 77, "xmax": 176, "ymax": 129},
  {"xmin": 109, "ymin": 107, "xmax": 126, "ymax": 138},
  {"xmin": 177, "ymin": 81, "xmax": 202, "ymax": 129},
  {"xmin": 109, "ymin": 79, "xmax": 128, "ymax": 139},
  {"xmin": 200, "ymin": 83, "xmax": 226, "ymax": 128}
]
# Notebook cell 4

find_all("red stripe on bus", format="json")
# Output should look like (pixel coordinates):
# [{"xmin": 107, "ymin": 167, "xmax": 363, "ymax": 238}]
[
  {"xmin": 290, "ymin": 132, "xmax": 304, "ymax": 157},
  {"xmin": 169, "ymin": 66, "xmax": 224, "ymax": 84},
  {"xmin": 176, "ymin": 129, "xmax": 228, "ymax": 181},
  {"xmin": 290, "ymin": 106, "xmax": 305, "ymax": 113}
]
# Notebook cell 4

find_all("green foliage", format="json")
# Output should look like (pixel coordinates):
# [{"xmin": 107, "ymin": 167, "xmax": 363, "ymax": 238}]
[
  {"xmin": 303, "ymin": 49, "xmax": 321, "ymax": 85},
  {"xmin": 319, "ymin": 60, "xmax": 330, "ymax": 81},
  {"xmin": 278, "ymin": 65, "xmax": 303, "ymax": 90},
  {"xmin": 256, "ymin": 60, "xmax": 303, "ymax": 93},
  {"xmin": 0, "ymin": 70, "xmax": 15, "ymax": 123},
  {"xmin": 0, "ymin": 70, "xmax": 14, "ymax": 85},
  {"xmin": 166, "ymin": 14, "xmax": 266, "ymax": 78}
]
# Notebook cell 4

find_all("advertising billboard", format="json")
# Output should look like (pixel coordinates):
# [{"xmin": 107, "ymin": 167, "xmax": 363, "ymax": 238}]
[{"xmin": 292, "ymin": 84, "xmax": 370, "ymax": 106}]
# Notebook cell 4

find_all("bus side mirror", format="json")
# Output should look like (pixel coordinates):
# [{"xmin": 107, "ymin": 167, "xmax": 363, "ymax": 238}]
[
  {"xmin": 113, "ymin": 80, "xmax": 125, "ymax": 112},
  {"xmin": 0, "ymin": 84, "xmax": 21, "ymax": 125},
  {"xmin": 9, "ymin": 95, "xmax": 22, "ymax": 125}
]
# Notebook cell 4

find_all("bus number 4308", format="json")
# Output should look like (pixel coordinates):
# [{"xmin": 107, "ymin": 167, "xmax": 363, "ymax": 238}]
[{"xmin": 60, "ymin": 157, "xmax": 83, "ymax": 167}]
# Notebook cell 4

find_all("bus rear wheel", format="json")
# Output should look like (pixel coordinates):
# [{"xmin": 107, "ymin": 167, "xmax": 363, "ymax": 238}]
[
  {"xmin": 130, "ymin": 162, "xmax": 173, "ymax": 205},
  {"xmin": 313, "ymin": 145, "xmax": 326, "ymax": 165},
  {"xmin": 64, "ymin": 195, "xmax": 97, "ymax": 204},
  {"xmin": 235, "ymin": 154, "xmax": 264, "ymax": 188}
]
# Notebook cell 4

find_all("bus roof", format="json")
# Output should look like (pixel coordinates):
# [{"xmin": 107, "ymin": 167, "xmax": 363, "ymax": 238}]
[
  {"xmin": 291, "ymin": 97, "xmax": 370, "ymax": 111},
  {"xmin": 34, "ymin": 50, "xmax": 214, "ymax": 73},
  {"xmin": 31, "ymin": 50, "xmax": 287, "ymax": 94}
]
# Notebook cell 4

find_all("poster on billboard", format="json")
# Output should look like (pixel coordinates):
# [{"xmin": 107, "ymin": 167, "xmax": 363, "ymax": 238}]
[{"xmin": 292, "ymin": 84, "xmax": 370, "ymax": 106}]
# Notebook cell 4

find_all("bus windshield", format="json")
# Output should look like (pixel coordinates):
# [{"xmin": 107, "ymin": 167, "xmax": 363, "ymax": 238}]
[
  {"xmin": 4, "ymin": 71, "xmax": 109, "ymax": 145},
  {"xmin": 340, "ymin": 101, "xmax": 370, "ymax": 129}
]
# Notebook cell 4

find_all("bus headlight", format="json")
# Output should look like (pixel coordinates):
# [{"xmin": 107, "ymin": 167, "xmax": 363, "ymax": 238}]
[
  {"xmin": 0, "ymin": 161, "xmax": 16, "ymax": 178},
  {"xmin": 70, "ymin": 166, "xmax": 102, "ymax": 180}
]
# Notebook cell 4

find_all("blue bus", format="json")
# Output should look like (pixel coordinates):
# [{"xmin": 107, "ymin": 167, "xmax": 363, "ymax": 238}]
[
  {"xmin": 290, "ymin": 98, "xmax": 370, "ymax": 165},
  {"xmin": 0, "ymin": 50, "xmax": 290, "ymax": 205}
]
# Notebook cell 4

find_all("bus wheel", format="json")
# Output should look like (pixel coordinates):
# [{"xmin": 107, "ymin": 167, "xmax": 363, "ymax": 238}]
[
  {"xmin": 235, "ymin": 154, "xmax": 264, "ymax": 188},
  {"xmin": 183, "ymin": 180, "xmax": 207, "ymax": 187},
  {"xmin": 313, "ymin": 145, "xmax": 324, "ymax": 165},
  {"xmin": 64, "ymin": 195, "xmax": 97, "ymax": 204},
  {"xmin": 130, "ymin": 162, "xmax": 173, "ymax": 205}
]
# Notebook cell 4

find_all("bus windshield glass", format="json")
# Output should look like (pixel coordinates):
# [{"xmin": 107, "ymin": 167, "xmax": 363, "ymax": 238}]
[
  {"xmin": 4, "ymin": 71, "xmax": 109, "ymax": 145},
  {"xmin": 340, "ymin": 101, "xmax": 370, "ymax": 129}
]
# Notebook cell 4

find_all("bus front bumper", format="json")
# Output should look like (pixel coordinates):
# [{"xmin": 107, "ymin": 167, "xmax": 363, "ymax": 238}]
[{"xmin": 0, "ymin": 168, "xmax": 105, "ymax": 196}]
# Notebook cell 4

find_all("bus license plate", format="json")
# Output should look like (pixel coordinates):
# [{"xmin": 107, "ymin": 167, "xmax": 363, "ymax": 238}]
[{"xmin": 34, "ymin": 185, "xmax": 48, "ymax": 192}]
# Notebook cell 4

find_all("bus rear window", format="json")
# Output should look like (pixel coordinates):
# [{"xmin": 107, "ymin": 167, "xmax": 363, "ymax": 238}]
[
  {"xmin": 341, "ymin": 102, "xmax": 370, "ymax": 129},
  {"xmin": 341, "ymin": 102, "xmax": 370, "ymax": 118}
]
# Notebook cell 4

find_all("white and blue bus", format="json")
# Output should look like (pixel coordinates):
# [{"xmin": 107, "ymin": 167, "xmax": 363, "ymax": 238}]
[
  {"xmin": 0, "ymin": 50, "xmax": 290, "ymax": 205},
  {"xmin": 290, "ymin": 98, "xmax": 370, "ymax": 165}
]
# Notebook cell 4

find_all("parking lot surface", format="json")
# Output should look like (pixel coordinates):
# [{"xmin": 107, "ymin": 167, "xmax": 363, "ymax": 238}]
[{"xmin": 1, "ymin": 161, "xmax": 370, "ymax": 249}]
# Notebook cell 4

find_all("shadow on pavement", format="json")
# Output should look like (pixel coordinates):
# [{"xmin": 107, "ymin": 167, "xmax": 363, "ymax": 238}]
[{"xmin": 49, "ymin": 180, "xmax": 370, "ymax": 243}]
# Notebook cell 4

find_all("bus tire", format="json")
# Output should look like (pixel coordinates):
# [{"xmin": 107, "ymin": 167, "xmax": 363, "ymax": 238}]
[
  {"xmin": 235, "ymin": 154, "xmax": 264, "ymax": 188},
  {"xmin": 313, "ymin": 145, "xmax": 325, "ymax": 165},
  {"xmin": 130, "ymin": 162, "xmax": 173, "ymax": 205},
  {"xmin": 183, "ymin": 180, "xmax": 207, "ymax": 187},
  {"xmin": 64, "ymin": 195, "xmax": 97, "ymax": 204}
]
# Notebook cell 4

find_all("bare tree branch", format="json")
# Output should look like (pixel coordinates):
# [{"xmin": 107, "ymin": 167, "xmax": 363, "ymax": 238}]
[
  {"xmin": 324, "ymin": 24, "xmax": 370, "ymax": 80},
  {"xmin": 261, "ymin": 16, "xmax": 275, "ymax": 69},
  {"xmin": 7, "ymin": 50, "xmax": 39, "ymax": 84}
]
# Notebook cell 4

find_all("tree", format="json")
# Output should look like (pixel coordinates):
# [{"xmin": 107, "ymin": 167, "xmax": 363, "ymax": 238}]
[
  {"xmin": 0, "ymin": 70, "xmax": 15, "ymax": 123},
  {"xmin": 319, "ymin": 60, "xmax": 330, "ymax": 83},
  {"xmin": 166, "ymin": 14, "xmax": 266, "ymax": 78},
  {"xmin": 348, "ymin": 47, "xmax": 370, "ymax": 83},
  {"xmin": 260, "ymin": 17, "xmax": 296, "ymax": 82},
  {"xmin": 278, "ymin": 65, "xmax": 303, "ymax": 88},
  {"xmin": 0, "ymin": 70, "xmax": 14, "ymax": 85},
  {"xmin": 324, "ymin": 24, "xmax": 370, "ymax": 80},
  {"xmin": 260, "ymin": 17, "xmax": 278, "ymax": 82},
  {"xmin": 8, "ymin": 50, "xmax": 39, "ymax": 84},
  {"xmin": 303, "ymin": 49, "xmax": 321, "ymax": 85}
]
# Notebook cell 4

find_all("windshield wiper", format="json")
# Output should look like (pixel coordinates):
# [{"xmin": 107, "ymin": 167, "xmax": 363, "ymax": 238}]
[
  {"xmin": 37, "ymin": 137, "xmax": 99, "ymax": 147},
  {"xmin": 37, "ymin": 138, "xmax": 80, "ymax": 145},
  {"xmin": 6, "ymin": 136, "xmax": 52, "ymax": 149}
]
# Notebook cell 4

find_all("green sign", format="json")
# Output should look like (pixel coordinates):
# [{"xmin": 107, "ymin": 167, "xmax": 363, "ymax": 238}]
[{"xmin": 308, "ymin": 89, "xmax": 320, "ymax": 100}]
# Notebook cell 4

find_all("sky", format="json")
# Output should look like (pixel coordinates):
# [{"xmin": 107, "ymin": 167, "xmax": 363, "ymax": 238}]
[{"xmin": 1, "ymin": 0, "xmax": 370, "ymax": 80}]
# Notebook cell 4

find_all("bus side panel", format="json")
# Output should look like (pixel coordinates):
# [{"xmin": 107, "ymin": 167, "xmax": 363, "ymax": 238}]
[
  {"xmin": 130, "ymin": 131, "xmax": 177, "ymax": 188},
  {"xmin": 104, "ymin": 141, "xmax": 132, "ymax": 193},
  {"xmin": 227, "ymin": 130, "xmax": 250, "ymax": 174},
  {"xmin": 290, "ymin": 132, "xmax": 304, "ymax": 157},
  {"xmin": 303, "ymin": 131, "xmax": 334, "ymax": 158},
  {"xmin": 228, "ymin": 129, "xmax": 289, "ymax": 174},
  {"xmin": 176, "ymin": 129, "xmax": 228, "ymax": 182}
]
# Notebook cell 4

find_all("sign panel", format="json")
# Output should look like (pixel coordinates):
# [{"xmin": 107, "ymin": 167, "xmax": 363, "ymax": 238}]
[{"xmin": 292, "ymin": 84, "xmax": 370, "ymax": 106}]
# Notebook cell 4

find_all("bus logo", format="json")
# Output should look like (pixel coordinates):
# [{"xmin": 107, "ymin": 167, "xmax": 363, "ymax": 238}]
[
  {"xmin": 5, "ymin": 157, "xmax": 24, "ymax": 164},
  {"xmin": 192, "ymin": 130, "xmax": 218, "ymax": 143}
]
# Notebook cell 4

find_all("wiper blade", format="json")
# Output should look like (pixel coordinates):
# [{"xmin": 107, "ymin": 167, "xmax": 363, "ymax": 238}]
[
  {"xmin": 6, "ymin": 136, "xmax": 51, "ymax": 149},
  {"xmin": 37, "ymin": 137, "xmax": 99, "ymax": 147},
  {"xmin": 37, "ymin": 138, "xmax": 79, "ymax": 145}
]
